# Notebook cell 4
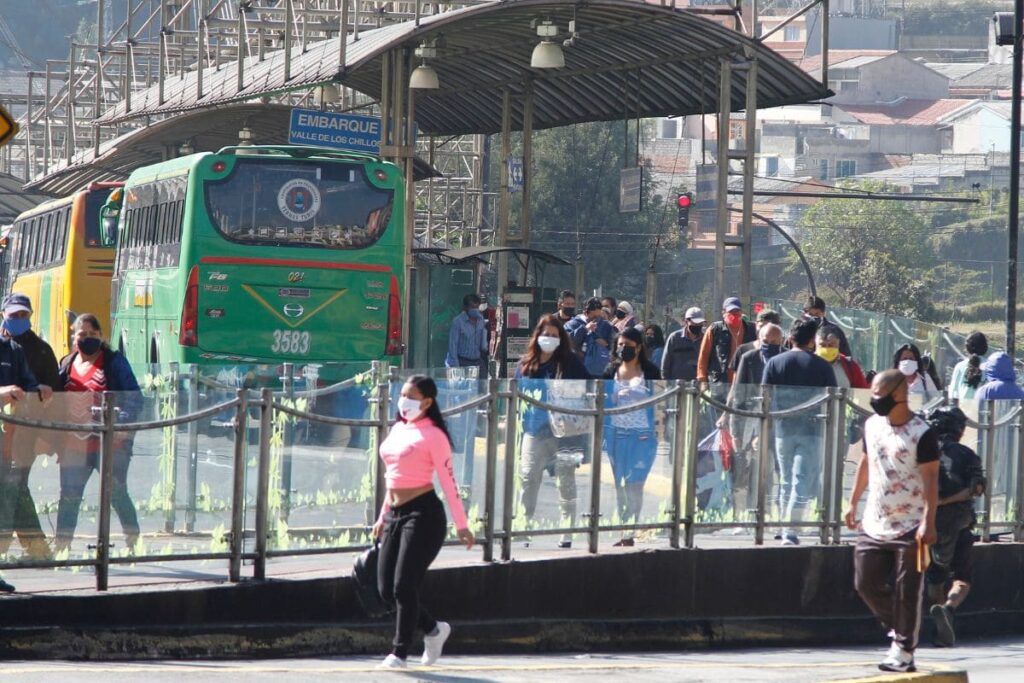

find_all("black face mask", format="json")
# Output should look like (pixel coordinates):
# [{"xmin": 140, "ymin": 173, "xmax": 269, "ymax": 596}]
[
  {"xmin": 688, "ymin": 324, "xmax": 703, "ymax": 335},
  {"xmin": 614, "ymin": 310, "xmax": 626, "ymax": 320},
  {"xmin": 870, "ymin": 380, "xmax": 904, "ymax": 416},
  {"xmin": 619, "ymin": 346, "xmax": 637, "ymax": 362},
  {"xmin": 78, "ymin": 337, "xmax": 102, "ymax": 356},
  {"xmin": 561, "ymin": 307, "xmax": 575, "ymax": 318}
]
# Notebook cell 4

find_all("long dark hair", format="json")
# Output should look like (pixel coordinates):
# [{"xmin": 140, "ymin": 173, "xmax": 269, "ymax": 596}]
[
  {"xmin": 893, "ymin": 343, "xmax": 941, "ymax": 388},
  {"xmin": 518, "ymin": 314, "xmax": 575, "ymax": 377},
  {"xmin": 399, "ymin": 375, "xmax": 453, "ymax": 446},
  {"xmin": 608, "ymin": 327, "xmax": 659, "ymax": 378},
  {"xmin": 964, "ymin": 331, "xmax": 988, "ymax": 389},
  {"xmin": 645, "ymin": 324, "xmax": 665, "ymax": 350}
]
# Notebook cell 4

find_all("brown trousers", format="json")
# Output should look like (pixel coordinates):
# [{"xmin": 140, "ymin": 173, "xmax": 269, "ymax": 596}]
[{"xmin": 854, "ymin": 529, "xmax": 924, "ymax": 653}]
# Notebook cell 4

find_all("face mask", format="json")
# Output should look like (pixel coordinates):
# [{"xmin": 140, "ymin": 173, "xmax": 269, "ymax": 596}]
[
  {"xmin": 816, "ymin": 346, "xmax": 840, "ymax": 364},
  {"xmin": 537, "ymin": 336, "xmax": 560, "ymax": 354},
  {"xmin": 397, "ymin": 396, "xmax": 425, "ymax": 422},
  {"xmin": 561, "ymin": 307, "xmax": 575, "ymax": 318},
  {"xmin": 760, "ymin": 343, "xmax": 782, "ymax": 361},
  {"xmin": 645, "ymin": 336, "xmax": 655, "ymax": 346},
  {"xmin": 870, "ymin": 380, "xmax": 905, "ymax": 417},
  {"xmin": 478, "ymin": 303, "xmax": 488, "ymax": 312},
  {"xmin": 898, "ymin": 359, "xmax": 918, "ymax": 376},
  {"xmin": 619, "ymin": 346, "xmax": 637, "ymax": 362},
  {"xmin": 725, "ymin": 312, "xmax": 743, "ymax": 327},
  {"xmin": 688, "ymin": 324, "xmax": 703, "ymax": 335},
  {"xmin": 2, "ymin": 318, "xmax": 31, "ymax": 337},
  {"xmin": 467, "ymin": 308, "xmax": 482, "ymax": 320},
  {"xmin": 614, "ymin": 310, "xmax": 626, "ymax": 320},
  {"xmin": 78, "ymin": 337, "xmax": 102, "ymax": 356}
]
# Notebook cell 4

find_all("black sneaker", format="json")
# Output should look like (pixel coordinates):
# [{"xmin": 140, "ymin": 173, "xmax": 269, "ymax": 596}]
[
  {"xmin": 931, "ymin": 603, "xmax": 956, "ymax": 647},
  {"xmin": 0, "ymin": 577, "xmax": 15, "ymax": 593}
]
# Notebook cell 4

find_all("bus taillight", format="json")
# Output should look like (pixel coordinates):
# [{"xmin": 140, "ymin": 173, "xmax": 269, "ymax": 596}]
[
  {"xmin": 180, "ymin": 266, "xmax": 200, "ymax": 347},
  {"xmin": 385, "ymin": 275, "xmax": 402, "ymax": 356}
]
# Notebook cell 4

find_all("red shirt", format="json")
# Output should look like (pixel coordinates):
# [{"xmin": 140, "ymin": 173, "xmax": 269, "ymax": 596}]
[{"xmin": 66, "ymin": 353, "xmax": 107, "ymax": 393}]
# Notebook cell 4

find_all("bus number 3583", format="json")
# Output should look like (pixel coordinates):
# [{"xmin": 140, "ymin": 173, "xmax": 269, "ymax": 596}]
[{"xmin": 272, "ymin": 330, "xmax": 311, "ymax": 355}]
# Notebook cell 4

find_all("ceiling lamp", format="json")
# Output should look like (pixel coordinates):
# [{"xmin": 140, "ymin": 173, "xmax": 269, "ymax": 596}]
[
  {"xmin": 410, "ymin": 42, "xmax": 440, "ymax": 89},
  {"xmin": 531, "ymin": 20, "xmax": 564, "ymax": 69}
]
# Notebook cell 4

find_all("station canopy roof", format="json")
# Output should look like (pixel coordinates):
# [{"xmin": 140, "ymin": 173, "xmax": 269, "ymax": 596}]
[{"xmin": 95, "ymin": 0, "xmax": 831, "ymax": 136}]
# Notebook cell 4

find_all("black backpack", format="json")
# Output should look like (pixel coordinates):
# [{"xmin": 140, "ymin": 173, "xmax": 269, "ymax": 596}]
[{"xmin": 352, "ymin": 542, "xmax": 389, "ymax": 618}]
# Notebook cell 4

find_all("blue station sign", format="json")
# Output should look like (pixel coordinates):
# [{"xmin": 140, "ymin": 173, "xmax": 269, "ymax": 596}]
[{"xmin": 288, "ymin": 108, "xmax": 382, "ymax": 154}]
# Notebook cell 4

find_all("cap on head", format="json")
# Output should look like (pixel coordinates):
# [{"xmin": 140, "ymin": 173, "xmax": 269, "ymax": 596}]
[
  {"xmin": 2, "ymin": 293, "xmax": 32, "ymax": 315},
  {"xmin": 722, "ymin": 297, "xmax": 742, "ymax": 312},
  {"xmin": 617, "ymin": 301, "xmax": 634, "ymax": 316},
  {"xmin": 684, "ymin": 306, "xmax": 705, "ymax": 323}
]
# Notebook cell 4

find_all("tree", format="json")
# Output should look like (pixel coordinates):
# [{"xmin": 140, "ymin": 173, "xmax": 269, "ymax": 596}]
[{"xmin": 794, "ymin": 184, "xmax": 936, "ymax": 318}]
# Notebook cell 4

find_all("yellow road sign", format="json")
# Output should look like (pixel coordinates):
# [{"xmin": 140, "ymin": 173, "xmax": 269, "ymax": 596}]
[{"xmin": 0, "ymin": 103, "xmax": 18, "ymax": 147}]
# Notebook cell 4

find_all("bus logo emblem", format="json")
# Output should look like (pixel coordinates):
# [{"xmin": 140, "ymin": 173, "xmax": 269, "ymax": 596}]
[{"xmin": 283, "ymin": 303, "xmax": 305, "ymax": 318}]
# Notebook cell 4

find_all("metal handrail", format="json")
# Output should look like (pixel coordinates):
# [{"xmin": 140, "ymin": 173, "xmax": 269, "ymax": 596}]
[
  {"xmin": 701, "ymin": 386, "xmax": 831, "ymax": 419},
  {"xmin": 270, "ymin": 398, "xmax": 379, "ymax": 427}
]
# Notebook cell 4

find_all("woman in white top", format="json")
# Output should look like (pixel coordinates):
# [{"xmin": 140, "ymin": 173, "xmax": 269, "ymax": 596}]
[
  {"xmin": 893, "ymin": 343, "xmax": 940, "ymax": 395},
  {"xmin": 947, "ymin": 331, "xmax": 987, "ymax": 401}
]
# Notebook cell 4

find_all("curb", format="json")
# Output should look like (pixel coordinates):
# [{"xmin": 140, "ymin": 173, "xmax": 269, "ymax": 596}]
[{"xmin": 828, "ymin": 669, "xmax": 968, "ymax": 683}]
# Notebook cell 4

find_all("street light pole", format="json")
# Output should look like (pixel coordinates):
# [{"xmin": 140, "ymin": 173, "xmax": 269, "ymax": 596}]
[{"xmin": 1007, "ymin": 0, "xmax": 1023, "ymax": 355}]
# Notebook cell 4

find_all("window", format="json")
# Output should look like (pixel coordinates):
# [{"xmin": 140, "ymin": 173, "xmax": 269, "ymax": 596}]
[
  {"xmin": 836, "ymin": 159, "xmax": 857, "ymax": 178},
  {"xmin": 765, "ymin": 157, "xmax": 779, "ymax": 177},
  {"xmin": 818, "ymin": 159, "xmax": 829, "ymax": 179},
  {"xmin": 118, "ymin": 174, "xmax": 187, "ymax": 274},
  {"xmin": 784, "ymin": 25, "xmax": 801, "ymax": 41}
]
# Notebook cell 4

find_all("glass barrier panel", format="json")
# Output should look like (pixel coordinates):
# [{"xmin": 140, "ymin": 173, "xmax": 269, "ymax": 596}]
[{"xmin": 986, "ymin": 399, "xmax": 1020, "ymax": 533}]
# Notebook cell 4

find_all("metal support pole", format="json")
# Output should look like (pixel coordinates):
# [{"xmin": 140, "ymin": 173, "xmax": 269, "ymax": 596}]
[
  {"xmin": 1007, "ymin": 0, "xmax": 1023, "ymax": 354},
  {"xmin": 754, "ymin": 384, "xmax": 772, "ymax": 545},
  {"xmin": 982, "ymin": 400, "xmax": 996, "ymax": 542},
  {"xmin": 831, "ymin": 389, "xmax": 848, "ymax": 545},
  {"xmin": 254, "ymin": 388, "xmax": 273, "ymax": 580},
  {"xmin": 819, "ymin": 387, "xmax": 838, "ymax": 546},
  {"xmin": 404, "ymin": 58, "xmax": 417, "ymax": 366},
  {"xmin": 236, "ymin": 7, "xmax": 245, "ymax": 91},
  {"xmin": 497, "ymin": 89, "xmax": 512, "ymax": 298},
  {"xmin": 44, "ymin": 63, "xmax": 52, "ymax": 175},
  {"xmin": 94, "ymin": 0, "xmax": 104, "ymax": 156},
  {"xmin": 482, "ymin": 378, "xmax": 499, "ymax": 562},
  {"xmin": 501, "ymin": 378, "xmax": 518, "ymax": 561},
  {"xmin": 521, "ymin": 80, "xmax": 534, "ymax": 249},
  {"xmin": 587, "ymin": 384, "xmax": 605, "ymax": 554},
  {"xmin": 25, "ymin": 72, "xmax": 33, "ymax": 182},
  {"xmin": 714, "ymin": 57, "xmax": 732, "ymax": 310},
  {"xmin": 379, "ymin": 51, "xmax": 391, "ymax": 158},
  {"xmin": 164, "ymin": 362, "xmax": 181, "ymax": 533},
  {"xmin": 158, "ymin": 31, "xmax": 167, "ymax": 104},
  {"xmin": 669, "ymin": 382, "xmax": 686, "ymax": 549},
  {"xmin": 339, "ymin": 0, "xmax": 348, "ymax": 68},
  {"xmin": 740, "ymin": 58, "xmax": 757, "ymax": 307},
  {"xmin": 372, "ymin": 362, "xmax": 391, "ymax": 521},
  {"xmin": 196, "ymin": 19, "xmax": 205, "ymax": 99},
  {"xmin": 683, "ymin": 383, "xmax": 701, "ymax": 548},
  {"xmin": 228, "ymin": 389, "xmax": 248, "ymax": 582},
  {"xmin": 67, "ymin": 44, "xmax": 76, "ymax": 165},
  {"xmin": 95, "ymin": 393, "xmax": 116, "ymax": 591},
  {"xmin": 280, "ymin": 362, "xmax": 294, "ymax": 523},
  {"xmin": 821, "ymin": 0, "xmax": 830, "ymax": 89},
  {"xmin": 283, "ymin": 0, "xmax": 293, "ymax": 82},
  {"xmin": 185, "ymin": 364, "xmax": 199, "ymax": 532}
]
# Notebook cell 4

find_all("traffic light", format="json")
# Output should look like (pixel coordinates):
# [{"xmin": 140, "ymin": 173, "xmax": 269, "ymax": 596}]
[{"xmin": 677, "ymin": 193, "xmax": 693, "ymax": 231}]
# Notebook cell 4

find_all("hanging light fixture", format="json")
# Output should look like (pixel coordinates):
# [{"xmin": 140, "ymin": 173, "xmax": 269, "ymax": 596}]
[
  {"xmin": 410, "ymin": 42, "xmax": 440, "ymax": 89},
  {"xmin": 531, "ymin": 20, "xmax": 564, "ymax": 69}
]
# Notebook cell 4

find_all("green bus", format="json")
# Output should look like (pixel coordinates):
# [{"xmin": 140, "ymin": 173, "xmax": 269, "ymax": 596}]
[{"xmin": 103, "ymin": 146, "xmax": 404, "ymax": 368}]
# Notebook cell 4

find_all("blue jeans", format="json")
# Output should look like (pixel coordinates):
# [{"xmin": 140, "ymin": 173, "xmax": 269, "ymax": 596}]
[{"xmin": 774, "ymin": 431, "xmax": 821, "ymax": 534}]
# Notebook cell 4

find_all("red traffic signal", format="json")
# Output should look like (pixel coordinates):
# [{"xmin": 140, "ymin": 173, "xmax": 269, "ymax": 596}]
[{"xmin": 677, "ymin": 193, "xmax": 693, "ymax": 208}]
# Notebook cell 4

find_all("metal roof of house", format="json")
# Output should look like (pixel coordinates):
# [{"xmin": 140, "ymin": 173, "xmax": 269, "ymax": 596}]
[
  {"xmin": 837, "ymin": 99, "xmax": 971, "ymax": 126},
  {"xmin": 93, "ymin": 0, "xmax": 830, "ymax": 136},
  {"xmin": 952, "ymin": 63, "xmax": 1011, "ymax": 88},
  {"xmin": 924, "ymin": 62, "xmax": 987, "ymax": 81}
]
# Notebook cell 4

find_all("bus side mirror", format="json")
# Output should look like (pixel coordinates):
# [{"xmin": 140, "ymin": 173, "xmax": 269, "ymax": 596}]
[{"xmin": 100, "ymin": 204, "xmax": 120, "ymax": 246}]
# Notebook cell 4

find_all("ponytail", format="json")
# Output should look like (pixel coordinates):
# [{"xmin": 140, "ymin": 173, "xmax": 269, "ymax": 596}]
[
  {"xmin": 965, "ymin": 354, "xmax": 984, "ymax": 389},
  {"xmin": 401, "ymin": 375, "xmax": 454, "ymax": 446}
]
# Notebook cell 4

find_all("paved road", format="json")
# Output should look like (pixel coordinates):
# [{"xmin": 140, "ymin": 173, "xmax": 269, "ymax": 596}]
[{"xmin": 1, "ymin": 638, "xmax": 1021, "ymax": 682}]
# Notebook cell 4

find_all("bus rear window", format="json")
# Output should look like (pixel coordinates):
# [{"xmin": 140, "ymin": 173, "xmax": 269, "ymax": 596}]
[
  {"xmin": 203, "ymin": 159, "xmax": 394, "ymax": 249},
  {"xmin": 84, "ymin": 191, "xmax": 109, "ymax": 248}
]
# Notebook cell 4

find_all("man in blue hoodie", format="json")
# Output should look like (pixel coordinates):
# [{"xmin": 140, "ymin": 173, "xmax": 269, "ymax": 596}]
[{"xmin": 975, "ymin": 352, "xmax": 1024, "ymax": 401}]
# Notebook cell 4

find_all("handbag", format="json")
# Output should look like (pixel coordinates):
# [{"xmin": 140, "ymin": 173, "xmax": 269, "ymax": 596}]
[
  {"xmin": 352, "ymin": 540, "xmax": 389, "ymax": 618},
  {"xmin": 547, "ymin": 378, "xmax": 591, "ymax": 439}
]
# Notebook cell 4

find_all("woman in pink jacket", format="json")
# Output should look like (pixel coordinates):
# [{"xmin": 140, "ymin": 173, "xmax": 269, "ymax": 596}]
[{"xmin": 373, "ymin": 375, "xmax": 475, "ymax": 669}]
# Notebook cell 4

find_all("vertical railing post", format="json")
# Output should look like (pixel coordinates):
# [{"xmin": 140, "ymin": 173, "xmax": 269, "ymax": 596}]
[
  {"xmin": 254, "ymin": 388, "xmax": 273, "ymax": 580},
  {"xmin": 755, "ymin": 384, "xmax": 773, "ymax": 546},
  {"xmin": 683, "ymin": 383, "xmax": 701, "ymax": 548},
  {"xmin": 95, "ymin": 392, "xmax": 116, "ymax": 591},
  {"xmin": 482, "ymin": 377, "xmax": 499, "ymax": 562},
  {"xmin": 164, "ymin": 361, "xmax": 180, "ymax": 533},
  {"xmin": 185, "ymin": 364, "xmax": 199, "ymax": 532},
  {"xmin": 819, "ymin": 387, "xmax": 838, "ymax": 546},
  {"xmin": 501, "ymin": 378, "xmax": 518, "ymax": 561},
  {"xmin": 981, "ymin": 399, "xmax": 996, "ymax": 542},
  {"xmin": 372, "ymin": 363, "xmax": 392, "ymax": 521},
  {"xmin": 280, "ymin": 362, "xmax": 294, "ymax": 523},
  {"xmin": 228, "ymin": 389, "xmax": 248, "ymax": 582},
  {"xmin": 587, "ymin": 382, "xmax": 605, "ymax": 554},
  {"xmin": 831, "ymin": 389, "xmax": 848, "ymax": 546},
  {"xmin": 669, "ymin": 382, "xmax": 686, "ymax": 549},
  {"xmin": 1014, "ymin": 400, "xmax": 1024, "ymax": 542}
]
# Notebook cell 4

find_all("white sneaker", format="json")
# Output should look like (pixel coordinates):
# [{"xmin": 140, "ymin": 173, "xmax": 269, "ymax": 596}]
[
  {"xmin": 421, "ymin": 621, "xmax": 451, "ymax": 666},
  {"xmin": 878, "ymin": 641, "xmax": 915, "ymax": 673},
  {"xmin": 377, "ymin": 654, "xmax": 407, "ymax": 670}
]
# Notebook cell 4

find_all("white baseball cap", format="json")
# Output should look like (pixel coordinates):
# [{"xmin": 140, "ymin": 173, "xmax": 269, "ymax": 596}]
[{"xmin": 684, "ymin": 306, "xmax": 705, "ymax": 323}]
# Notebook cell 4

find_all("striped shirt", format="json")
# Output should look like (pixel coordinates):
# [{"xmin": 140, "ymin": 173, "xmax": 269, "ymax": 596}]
[{"xmin": 445, "ymin": 311, "xmax": 487, "ymax": 368}]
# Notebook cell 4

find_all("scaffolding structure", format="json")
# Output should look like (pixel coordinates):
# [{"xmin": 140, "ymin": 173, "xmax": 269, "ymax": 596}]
[{"xmin": 0, "ymin": 0, "xmax": 495, "ymax": 248}]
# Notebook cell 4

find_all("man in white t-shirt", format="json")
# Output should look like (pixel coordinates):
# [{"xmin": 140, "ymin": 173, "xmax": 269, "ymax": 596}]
[{"xmin": 845, "ymin": 369, "xmax": 939, "ymax": 674}]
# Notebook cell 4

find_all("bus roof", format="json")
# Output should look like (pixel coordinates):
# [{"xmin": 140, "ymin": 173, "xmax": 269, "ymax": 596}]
[{"xmin": 14, "ymin": 181, "xmax": 125, "ymax": 222}]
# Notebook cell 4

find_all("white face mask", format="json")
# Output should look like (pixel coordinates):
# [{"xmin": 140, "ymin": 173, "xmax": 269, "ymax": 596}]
[
  {"xmin": 478, "ymin": 303, "xmax": 488, "ymax": 312},
  {"xmin": 898, "ymin": 359, "xmax": 918, "ymax": 377},
  {"xmin": 537, "ymin": 336, "xmax": 560, "ymax": 354},
  {"xmin": 397, "ymin": 396, "xmax": 425, "ymax": 421}
]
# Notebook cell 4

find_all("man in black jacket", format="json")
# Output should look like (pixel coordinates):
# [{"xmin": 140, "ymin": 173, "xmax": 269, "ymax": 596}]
[
  {"xmin": 661, "ymin": 307, "xmax": 706, "ymax": 381},
  {"xmin": 0, "ymin": 294, "xmax": 57, "ymax": 569}
]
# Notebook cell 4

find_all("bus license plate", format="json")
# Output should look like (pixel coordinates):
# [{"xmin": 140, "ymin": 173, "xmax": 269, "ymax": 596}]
[{"xmin": 272, "ymin": 330, "xmax": 311, "ymax": 355}]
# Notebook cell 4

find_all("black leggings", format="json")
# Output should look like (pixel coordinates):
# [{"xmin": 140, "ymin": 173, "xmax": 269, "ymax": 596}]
[{"xmin": 377, "ymin": 491, "xmax": 447, "ymax": 659}]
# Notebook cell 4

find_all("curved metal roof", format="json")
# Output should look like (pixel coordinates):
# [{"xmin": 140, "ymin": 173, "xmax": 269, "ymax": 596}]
[
  {"xmin": 0, "ymin": 172, "xmax": 53, "ymax": 224},
  {"xmin": 26, "ymin": 104, "xmax": 440, "ymax": 195},
  {"xmin": 96, "ymin": 0, "xmax": 829, "ymax": 135}
]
